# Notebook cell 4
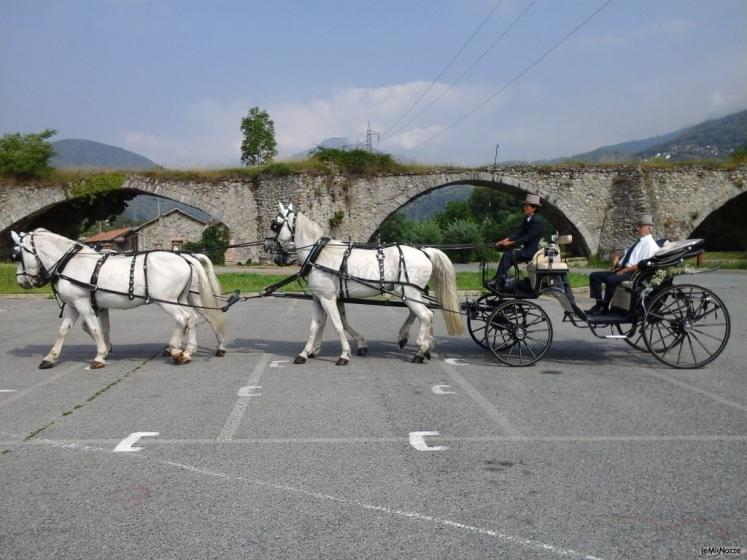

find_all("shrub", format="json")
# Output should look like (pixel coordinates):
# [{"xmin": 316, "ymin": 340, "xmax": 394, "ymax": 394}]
[
  {"xmin": 0, "ymin": 129, "xmax": 57, "ymax": 179},
  {"xmin": 310, "ymin": 147, "xmax": 405, "ymax": 175}
]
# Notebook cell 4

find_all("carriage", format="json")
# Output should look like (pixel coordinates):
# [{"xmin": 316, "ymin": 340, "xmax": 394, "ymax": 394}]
[
  {"xmin": 11, "ymin": 205, "xmax": 731, "ymax": 371},
  {"xmin": 462, "ymin": 234, "xmax": 731, "ymax": 369}
]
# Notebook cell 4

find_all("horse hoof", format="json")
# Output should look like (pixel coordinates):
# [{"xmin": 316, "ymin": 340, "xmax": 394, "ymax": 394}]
[
  {"xmin": 90, "ymin": 361, "xmax": 105, "ymax": 369},
  {"xmin": 398, "ymin": 338, "xmax": 408, "ymax": 349},
  {"xmin": 424, "ymin": 350, "xmax": 431, "ymax": 360},
  {"xmin": 173, "ymin": 352, "xmax": 191, "ymax": 365},
  {"xmin": 215, "ymin": 349, "xmax": 226, "ymax": 357},
  {"xmin": 162, "ymin": 348, "xmax": 172, "ymax": 357},
  {"xmin": 38, "ymin": 360, "xmax": 55, "ymax": 369},
  {"xmin": 357, "ymin": 347, "xmax": 368, "ymax": 357},
  {"xmin": 411, "ymin": 355, "xmax": 425, "ymax": 364},
  {"xmin": 335, "ymin": 358, "xmax": 349, "ymax": 366},
  {"xmin": 293, "ymin": 355, "xmax": 307, "ymax": 365}
]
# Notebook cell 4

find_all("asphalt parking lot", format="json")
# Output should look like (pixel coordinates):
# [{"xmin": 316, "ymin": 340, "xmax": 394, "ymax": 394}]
[{"xmin": 1, "ymin": 271, "xmax": 745, "ymax": 559}]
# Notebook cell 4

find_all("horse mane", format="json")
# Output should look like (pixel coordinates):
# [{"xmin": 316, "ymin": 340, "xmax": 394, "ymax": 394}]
[
  {"xmin": 295, "ymin": 211, "xmax": 325, "ymax": 242},
  {"xmin": 34, "ymin": 228, "xmax": 98, "ymax": 255}
]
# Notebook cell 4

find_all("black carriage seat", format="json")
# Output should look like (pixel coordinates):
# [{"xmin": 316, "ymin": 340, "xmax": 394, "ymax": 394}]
[
  {"xmin": 609, "ymin": 238, "xmax": 702, "ymax": 313},
  {"xmin": 525, "ymin": 234, "xmax": 572, "ymax": 291}
]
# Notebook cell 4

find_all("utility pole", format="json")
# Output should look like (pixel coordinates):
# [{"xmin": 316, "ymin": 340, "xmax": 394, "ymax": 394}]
[{"xmin": 365, "ymin": 122, "xmax": 380, "ymax": 152}]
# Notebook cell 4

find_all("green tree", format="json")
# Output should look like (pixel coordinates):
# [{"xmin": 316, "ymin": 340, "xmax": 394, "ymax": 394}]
[
  {"xmin": 184, "ymin": 223, "xmax": 230, "ymax": 265},
  {"xmin": 443, "ymin": 219, "xmax": 483, "ymax": 262},
  {"xmin": 0, "ymin": 129, "xmax": 57, "ymax": 178},
  {"xmin": 240, "ymin": 107, "xmax": 277, "ymax": 166}
]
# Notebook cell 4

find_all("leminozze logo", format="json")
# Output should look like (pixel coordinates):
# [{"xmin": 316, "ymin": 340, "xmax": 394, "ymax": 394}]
[{"xmin": 701, "ymin": 546, "xmax": 745, "ymax": 557}]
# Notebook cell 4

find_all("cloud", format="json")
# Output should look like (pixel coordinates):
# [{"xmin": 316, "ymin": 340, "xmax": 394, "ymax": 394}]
[{"xmin": 578, "ymin": 19, "xmax": 696, "ymax": 47}]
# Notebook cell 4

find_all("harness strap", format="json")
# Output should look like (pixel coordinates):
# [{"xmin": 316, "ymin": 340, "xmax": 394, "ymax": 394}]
[
  {"xmin": 49, "ymin": 244, "xmax": 84, "ymax": 283},
  {"xmin": 377, "ymin": 244, "xmax": 385, "ymax": 295},
  {"xmin": 340, "ymin": 242, "xmax": 354, "ymax": 299},
  {"xmin": 128, "ymin": 255, "xmax": 137, "ymax": 300},
  {"xmin": 299, "ymin": 237, "xmax": 330, "ymax": 276},
  {"xmin": 89, "ymin": 253, "xmax": 111, "ymax": 315},
  {"xmin": 143, "ymin": 252, "xmax": 150, "ymax": 304}
]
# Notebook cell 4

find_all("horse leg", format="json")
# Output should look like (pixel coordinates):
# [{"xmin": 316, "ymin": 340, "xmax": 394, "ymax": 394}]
[
  {"xmin": 295, "ymin": 298, "xmax": 325, "ymax": 364},
  {"xmin": 337, "ymin": 300, "xmax": 368, "ymax": 356},
  {"xmin": 308, "ymin": 300, "xmax": 328, "ymax": 358},
  {"xmin": 180, "ymin": 309, "xmax": 199, "ymax": 363},
  {"xmin": 159, "ymin": 304, "xmax": 192, "ymax": 364},
  {"xmin": 397, "ymin": 311, "xmax": 417, "ymax": 349},
  {"xmin": 40, "ymin": 305, "xmax": 80, "ymax": 369},
  {"xmin": 79, "ymin": 306, "xmax": 109, "ymax": 369},
  {"xmin": 404, "ymin": 297, "xmax": 433, "ymax": 364},
  {"xmin": 317, "ymin": 296, "xmax": 351, "ymax": 366},
  {"xmin": 99, "ymin": 309, "xmax": 112, "ymax": 355}
]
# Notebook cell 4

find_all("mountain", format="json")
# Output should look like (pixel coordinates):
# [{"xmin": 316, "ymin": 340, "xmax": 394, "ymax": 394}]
[
  {"xmin": 50, "ymin": 139, "xmax": 158, "ymax": 170},
  {"xmin": 554, "ymin": 109, "xmax": 747, "ymax": 163},
  {"xmin": 288, "ymin": 137, "xmax": 366, "ymax": 160}
]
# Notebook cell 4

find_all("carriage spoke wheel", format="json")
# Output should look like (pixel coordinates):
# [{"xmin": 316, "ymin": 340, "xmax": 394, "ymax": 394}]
[
  {"xmin": 615, "ymin": 318, "xmax": 648, "ymax": 352},
  {"xmin": 467, "ymin": 294, "xmax": 502, "ymax": 349},
  {"xmin": 642, "ymin": 284, "xmax": 730, "ymax": 369},
  {"xmin": 485, "ymin": 300, "xmax": 553, "ymax": 367}
]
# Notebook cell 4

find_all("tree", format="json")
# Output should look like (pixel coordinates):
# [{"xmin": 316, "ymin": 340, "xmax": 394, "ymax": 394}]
[
  {"xmin": 183, "ymin": 223, "xmax": 230, "ymax": 265},
  {"xmin": 0, "ymin": 129, "xmax": 57, "ymax": 178},
  {"xmin": 240, "ymin": 107, "xmax": 277, "ymax": 166}
]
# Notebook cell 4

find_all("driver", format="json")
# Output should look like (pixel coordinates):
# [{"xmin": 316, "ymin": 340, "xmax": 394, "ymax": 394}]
[{"xmin": 486, "ymin": 193, "xmax": 545, "ymax": 291}]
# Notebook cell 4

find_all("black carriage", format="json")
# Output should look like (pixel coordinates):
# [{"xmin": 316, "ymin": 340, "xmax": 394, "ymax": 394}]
[{"xmin": 462, "ymin": 235, "xmax": 731, "ymax": 368}]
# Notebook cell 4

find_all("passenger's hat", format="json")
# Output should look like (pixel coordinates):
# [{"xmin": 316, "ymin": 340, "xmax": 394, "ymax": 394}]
[
  {"xmin": 521, "ymin": 193, "xmax": 541, "ymax": 207},
  {"xmin": 637, "ymin": 213, "xmax": 654, "ymax": 226}
]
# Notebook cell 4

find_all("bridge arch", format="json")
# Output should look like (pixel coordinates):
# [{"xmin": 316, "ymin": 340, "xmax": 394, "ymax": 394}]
[{"xmin": 355, "ymin": 172, "xmax": 594, "ymax": 256}]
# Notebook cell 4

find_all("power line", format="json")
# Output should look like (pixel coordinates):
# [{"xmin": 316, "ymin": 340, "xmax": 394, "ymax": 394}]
[
  {"xmin": 402, "ymin": 0, "xmax": 615, "ymax": 154},
  {"xmin": 384, "ymin": 0, "xmax": 539, "ymax": 141},
  {"xmin": 380, "ymin": 0, "xmax": 506, "ymax": 138}
]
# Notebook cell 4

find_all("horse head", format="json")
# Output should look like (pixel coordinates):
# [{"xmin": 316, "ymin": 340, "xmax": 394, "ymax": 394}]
[
  {"xmin": 11, "ymin": 230, "xmax": 48, "ymax": 288},
  {"xmin": 264, "ymin": 202, "xmax": 297, "ymax": 265}
]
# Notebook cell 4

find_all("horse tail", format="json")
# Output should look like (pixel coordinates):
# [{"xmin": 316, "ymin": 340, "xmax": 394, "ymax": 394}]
[
  {"xmin": 192, "ymin": 257, "xmax": 228, "ymax": 341},
  {"xmin": 422, "ymin": 248, "xmax": 465, "ymax": 336},
  {"xmin": 191, "ymin": 253, "xmax": 222, "ymax": 295}
]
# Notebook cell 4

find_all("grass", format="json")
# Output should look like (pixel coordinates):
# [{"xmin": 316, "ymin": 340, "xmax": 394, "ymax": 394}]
[{"xmin": 3, "ymin": 254, "xmax": 741, "ymax": 296}]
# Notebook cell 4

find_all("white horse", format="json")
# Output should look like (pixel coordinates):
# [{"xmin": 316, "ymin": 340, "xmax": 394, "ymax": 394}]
[
  {"xmin": 12, "ymin": 228, "xmax": 228, "ymax": 369},
  {"xmin": 264, "ymin": 203, "xmax": 464, "ymax": 365}
]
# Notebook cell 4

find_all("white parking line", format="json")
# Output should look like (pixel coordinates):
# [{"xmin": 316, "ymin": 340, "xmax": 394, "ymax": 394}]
[
  {"xmin": 37, "ymin": 438, "xmax": 605, "ymax": 560},
  {"xmin": 439, "ymin": 358, "xmax": 522, "ymax": 437},
  {"xmin": 217, "ymin": 353, "xmax": 270, "ymax": 441},
  {"xmin": 0, "ymin": 362, "xmax": 82, "ymax": 408},
  {"xmin": 644, "ymin": 370, "xmax": 747, "ymax": 413}
]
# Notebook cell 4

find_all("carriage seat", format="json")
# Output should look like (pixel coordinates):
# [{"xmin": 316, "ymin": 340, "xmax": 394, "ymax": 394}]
[
  {"xmin": 524, "ymin": 235, "xmax": 571, "ymax": 289},
  {"xmin": 610, "ymin": 238, "xmax": 678, "ymax": 311}
]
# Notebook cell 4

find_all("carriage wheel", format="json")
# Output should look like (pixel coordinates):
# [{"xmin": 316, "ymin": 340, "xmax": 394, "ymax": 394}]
[
  {"xmin": 642, "ymin": 284, "xmax": 730, "ymax": 369},
  {"xmin": 615, "ymin": 319, "xmax": 648, "ymax": 352},
  {"xmin": 485, "ymin": 300, "xmax": 553, "ymax": 367},
  {"xmin": 467, "ymin": 293, "xmax": 502, "ymax": 349}
]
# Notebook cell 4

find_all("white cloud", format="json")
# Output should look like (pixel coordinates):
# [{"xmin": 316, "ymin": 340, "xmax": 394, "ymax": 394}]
[{"xmin": 578, "ymin": 19, "xmax": 696, "ymax": 47}]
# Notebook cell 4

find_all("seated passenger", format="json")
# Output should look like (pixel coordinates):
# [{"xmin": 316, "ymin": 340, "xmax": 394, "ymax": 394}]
[
  {"xmin": 586, "ymin": 213, "xmax": 660, "ymax": 316},
  {"xmin": 486, "ymin": 193, "xmax": 545, "ymax": 291}
]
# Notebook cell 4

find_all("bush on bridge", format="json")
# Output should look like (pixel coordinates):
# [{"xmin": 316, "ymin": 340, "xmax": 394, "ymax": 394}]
[{"xmin": 0, "ymin": 129, "xmax": 57, "ymax": 179}]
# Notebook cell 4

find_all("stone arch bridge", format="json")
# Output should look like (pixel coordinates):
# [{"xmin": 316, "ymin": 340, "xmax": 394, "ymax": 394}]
[{"xmin": 2, "ymin": 165, "xmax": 745, "ymax": 262}]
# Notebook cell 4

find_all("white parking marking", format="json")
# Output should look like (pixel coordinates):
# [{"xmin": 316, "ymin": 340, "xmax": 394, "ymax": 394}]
[
  {"xmin": 237, "ymin": 386, "xmax": 262, "ymax": 397},
  {"xmin": 431, "ymin": 384, "xmax": 456, "ymax": 395},
  {"xmin": 439, "ymin": 358, "xmax": 522, "ymax": 437},
  {"xmin": 218, "ymin": 353, "xmax": 271, "ymax": 441},
  {"xmin": 409, "ymin": 431, "xmax": 448, "ymax": 451},
  {"xmin": 270, "ymin": 360, "xmax": 289, "ymax": 368},
  {"xmin": 444, "ymin": 358, "xmax": 467, "ymax": 366},
  {"xmin": 0, "ymin": 390, "xmax": 18, "ymax": 393},
  {"xmin": 113, "ymin": 432, "xmax": 159, "ymax": 453}
]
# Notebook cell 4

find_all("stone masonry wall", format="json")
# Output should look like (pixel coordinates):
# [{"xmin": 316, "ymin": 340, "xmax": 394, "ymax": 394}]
[{"xmin": 2, "ymin": 165, "xmax": 745, "ymax": 261}]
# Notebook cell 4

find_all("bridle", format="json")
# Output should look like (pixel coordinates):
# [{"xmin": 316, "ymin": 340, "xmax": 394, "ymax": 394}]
[
  {"xmin": 265, "ymin": 209, "xmax": 298, "ymax": 265},
  {"xmin": 13, "ymin": 232, "xmax": 49, "ymax": 287}
]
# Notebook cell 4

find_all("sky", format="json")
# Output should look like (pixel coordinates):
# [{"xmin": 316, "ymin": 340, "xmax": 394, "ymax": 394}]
[{"xmin": 1, "ymin": 0, "xmax": 745, "ymax": 168}]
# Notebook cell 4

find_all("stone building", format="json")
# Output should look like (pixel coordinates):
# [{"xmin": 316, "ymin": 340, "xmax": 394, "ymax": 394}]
[
  {"xmin": 82, "ymin": 209, "xmax": 210, "ymax": 253},
  {"xmin": 129, "ymin": 208, "xmax": 209, "ymax": 251}
]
